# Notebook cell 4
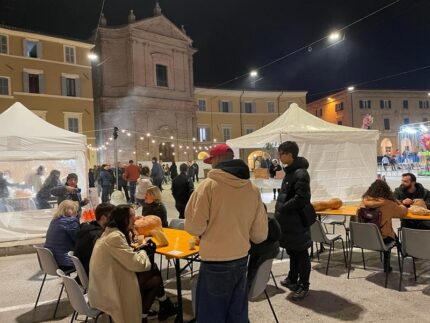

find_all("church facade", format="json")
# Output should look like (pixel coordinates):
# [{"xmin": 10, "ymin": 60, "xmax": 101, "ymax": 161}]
[{"xmin": 94, "ymin": 6, "xmax": 197, "ymax": 162}]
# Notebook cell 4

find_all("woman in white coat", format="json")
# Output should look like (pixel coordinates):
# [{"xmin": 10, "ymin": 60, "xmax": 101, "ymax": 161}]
[{"xmin": 89, "ymin": 205, "xmax": 150, "ymax": 323}]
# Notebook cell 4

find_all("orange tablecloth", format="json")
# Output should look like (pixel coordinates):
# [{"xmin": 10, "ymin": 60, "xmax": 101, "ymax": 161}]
[
  {"xmin": 316, "ymin": 205, "xmax": 430, "ymax": 220},
  {"xmin": 154, "ymin": 228, "xmax": 199, "ymax": 259}
]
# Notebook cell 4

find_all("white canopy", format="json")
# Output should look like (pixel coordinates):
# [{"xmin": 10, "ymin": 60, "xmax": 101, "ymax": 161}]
[
  {"xmin": 0, "ymin": 102, "xmax": 88, "ymax": 242},
  {"xmin": 227, "ymin": 103, "xmax": 380, "ymax": 201}
]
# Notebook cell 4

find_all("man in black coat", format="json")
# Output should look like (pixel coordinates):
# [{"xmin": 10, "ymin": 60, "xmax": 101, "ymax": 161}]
[
  {"xmin": 172, "ymin": 163, "xmax": 194, "ymax": 219},
  {"xmin": 394, "ymin": 173, "xmax": 430, "ymax": 229},
  {"xmin": 74, "ymin": 203, "xmax": 115, "ymax": 275},
  {"xmin": 275, "ymin": 141, "xmax": 312, "ymax": 300}
]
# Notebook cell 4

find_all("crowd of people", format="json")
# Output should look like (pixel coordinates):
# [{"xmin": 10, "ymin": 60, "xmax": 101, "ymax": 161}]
[{"xmin": 38, "ymin": 140, "xmax": 430, "ymax": 323}]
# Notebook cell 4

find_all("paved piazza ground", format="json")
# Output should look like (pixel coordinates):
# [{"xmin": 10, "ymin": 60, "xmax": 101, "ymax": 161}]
[{"xmin": 1, "ymin": 173, "xmax": 430, "ymax": 322}]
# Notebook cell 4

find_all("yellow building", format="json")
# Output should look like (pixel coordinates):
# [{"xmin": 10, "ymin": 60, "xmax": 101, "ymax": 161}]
[
  {"xmin": 0, "ymin": 26, "xmax": 97, "ymax": 164},
  {"xmin": 194, "ymin": 87, "xmax": 307, "ymax": 162}
]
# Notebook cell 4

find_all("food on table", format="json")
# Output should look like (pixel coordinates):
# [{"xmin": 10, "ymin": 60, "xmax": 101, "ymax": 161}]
[{"xmin": 312, "ymin": 198, "xmax": 343, "ymax": 211}]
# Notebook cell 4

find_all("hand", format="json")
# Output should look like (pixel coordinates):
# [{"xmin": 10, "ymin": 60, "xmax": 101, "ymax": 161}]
[
  {"xmin": 402, "ymin": 198, "xmax": 413, "ymax": 206},
  {"xmin": 82, "ymin": 198, "xmax": 89, "ymax": 205},
  {"xmin": 65, "ymin": 186, "xmax": 76, "ymax": 193}
]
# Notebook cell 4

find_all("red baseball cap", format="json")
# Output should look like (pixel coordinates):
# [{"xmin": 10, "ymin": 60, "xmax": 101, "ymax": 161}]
[{"xmin": 204, "ymin": 144, "xmax": 234, "ymax": 164}]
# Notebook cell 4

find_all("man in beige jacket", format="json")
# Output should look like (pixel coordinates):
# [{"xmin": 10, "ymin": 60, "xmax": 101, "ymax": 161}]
[{"xmin": 185, "ymin": 144, "xmax": 268, "ymax": 323}]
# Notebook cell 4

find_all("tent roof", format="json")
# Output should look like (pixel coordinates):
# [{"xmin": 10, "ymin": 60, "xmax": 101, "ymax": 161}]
[
  {"xmin": 0, "ymin": 102, "xmax": 87, "ymax": 152},
  {"xmin": 227, "ymin": 103, "xmax": 379, "ymax": 148}
]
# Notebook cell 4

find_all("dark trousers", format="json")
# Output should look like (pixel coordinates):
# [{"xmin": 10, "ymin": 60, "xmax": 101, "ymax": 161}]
[
  {"xmin": 36, "ymin": 198, "xmax": 52, "ymax": 209},
  {"xmin": 175, "ymin": 204, "xmax": 185, "ymax": 219},
  {"xmin": 193, "ymin": 173, "xmax": 199, "ymax": 182},
  {"xmin": 136, "ymin": 265, "xmax": 164, "ymax": 314},
  {"xmin": 196, "ymin": 256, "xmax": 248, "ymax": 323},
  {"xmin": 101, "ymin": 185, "xmax": 110, "ymax": 203},
  {"xmin": 119, "ymin": 184, "xmax": 130, "ymax": 201},
  {"xmin": 286, "ymin": 249, "xmax": 311, "ymax": 289},
  {"xmin": 128, "ymin": 181, "xmax": 137, "ymax": 203}
]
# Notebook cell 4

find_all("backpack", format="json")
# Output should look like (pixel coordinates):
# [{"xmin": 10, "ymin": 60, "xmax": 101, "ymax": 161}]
[{"xmin": 357, "ymin": 207, "xmax": 382, "ymax": 227}]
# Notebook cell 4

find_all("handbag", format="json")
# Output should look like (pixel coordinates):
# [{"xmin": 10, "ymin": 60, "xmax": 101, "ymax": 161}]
[
  {"xmin": 299, "ymin": 204, "xmax": 317, "ymax": 227},
  {"xmin": 134, "ymin": 238, "xmax": 157, "ymax": 264}
]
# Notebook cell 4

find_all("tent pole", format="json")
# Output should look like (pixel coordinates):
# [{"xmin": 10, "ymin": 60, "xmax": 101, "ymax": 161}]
[{"xmin": 113, "ymin": 127, "xmax": 119, "ymax": 189}]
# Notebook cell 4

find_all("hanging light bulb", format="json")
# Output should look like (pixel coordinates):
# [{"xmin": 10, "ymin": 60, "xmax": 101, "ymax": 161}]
[
  {"xmin": 140, "ymin": 137, "xmax": 144, "ymax": 140},
  {"xmin": 151, "ymin": 139, "xmax": 155, "ymax": 144},
  {"xmin": 146, "ymin": 152, "xmax": 150, "ymax": 155},
  {"xmin": 162, "ymin": 142, "xmax": 165, "ymax": 146},
  {"xmin": 192, "ymin": 137, "xmax": 196, "ymax": 141},
  {"xmin": 127, "ymin": 132, "xmax": 131, "ymax": 137},
  {"xmin": 170, "ymin": 136, "xmax": 174, "ymax": 140},
  {"xmin": 146, "ymin": 133, "xmax": 151, "ymax": 137},
  {"xmin": 171, "ymin": 144, "xmax": 175, "ymax": 147},
  {"xmin": 121, "ymin": 129, "xmax": 126, "ymax": 133},
  {"xmin": 109, "ymin": 137, "xmax": 113, "ymax": 141},
  {"xmin": 179, "ymin": 145, "xmax": 183, "ymax": 149}
]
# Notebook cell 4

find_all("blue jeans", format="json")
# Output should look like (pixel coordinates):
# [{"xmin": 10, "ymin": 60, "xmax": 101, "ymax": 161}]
[
  {"xmin": 101, "ymin": 185, "xmax": 110, "ymax": 203},
  {"xmin": 128, "ymin": 181, "xmax": 137, "ymax": 203},
  {"xmin": 196, "ymin": 256, "xmax": 248, "ymax": 323}
]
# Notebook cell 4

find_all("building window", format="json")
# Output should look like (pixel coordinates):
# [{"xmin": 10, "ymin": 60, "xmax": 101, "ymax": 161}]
[
  {"xmin": 197, "ymin": 127, "xmax": 210, "ymax": 142},
  {"xmin": 419, "ymin": 100, "xmax": 430, "ymax": 109},
  {"xmin": 66, "ymin": 78, "xmax": 76, "ymax": 96},
  {"xmin": 29, "ymin": 74, "xmax": 40, "ymax": 93},
  {"xmin": 404, "ymin": 118, "xmax": 409, "ymax": 125},
  {"xmin": 61, "ymin": 74, "xmax": 80, "ymax": 97},
  {"xmin": 403, "ymin": 100, "xmax": 408, "ymax": 109},
  {"xmin": 319, "ymin": 108, "xmax": 323, "ymax": 117},
  {"xmin": 219, "ymin": 100, "xmax": 231, "ymax": 113},
  {"xmin": 197, "ymin": 99, "xmax": 206, "ymax": 112},
  {"xmin": 244, "ymin": 102, "xmax": 253, "ymax": 113},
  {"xmin": 0, "ymin": 77, "xmax": 9, "ymax": 95},
  {"xmin": 222, "ymin": 127, "xmax": 231, "ymax": 141},
  {"xmin": 23, "ymin": 70, "xmax": 44, "ymax": 94},
  {"xmin": 359, "ymin": 100, "xmax": 371, "ymax": 109},
  {"xmin": 267, "ymin": 101, "xmax": 275, "ymax": 113},
  {"xmin": 379, "ymin": 100, "xmax": 391, "ymax": 109},
  {"xmin": 384, "ymin": 118, "xmax": 390, "ymax": 130},
  {"xmin": 156, "ymin": 64, "xmax": 168, "ymax": 87},
  {"xmin": 64, "ymin": 112, "xmax": 82, "ymax": 133},
  {"xmin": 335, "ymin": 102, "xmax": 344, "ymax": 112},
  {"xmin": 245, "ymin": 127, "xmax": 254, "ymax": 135},
  {"xmin": 0, "ymin": 35, "xmax": 7, "ymax": 54},
  {"xmin": 64, "ymin": 46, "xmax": 76, "ymax": 64},
  {"xmin": 337, "ymin": 121, "xmax": 343, "ymax": 125},
  {"xmin": 25, "ymin": 40, "xmax": 41, "ymax": 58}
]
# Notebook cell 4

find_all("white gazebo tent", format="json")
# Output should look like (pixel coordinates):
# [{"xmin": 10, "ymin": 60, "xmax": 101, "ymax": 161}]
[
  {"xmin": 0, "ymin": 102, "xmax": 88, "ymax": 242},
  {"xmin": 227, "ymin": 103, "xmax": 379, "ymax": 201}
]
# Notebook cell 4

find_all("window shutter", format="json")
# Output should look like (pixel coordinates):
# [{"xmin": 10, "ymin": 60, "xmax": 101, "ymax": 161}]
[
  {"xmin": 61, "ymin": 77, "xmax": 67, "ymax": 96},
  {"xmin": 368, "ymin": 100, "xmax": 371, "ymax": 108},
  {"xmin": 218, "ymin": 100, "xmax": 222, "ymax": 112},
  {"xmin": 22, "ymin": 39, "xmax": 27, "ymax": 56},
  {"xmin": 22, "ymin": 72, "xmax": 29, "ymax": 92},
  {"xmin": 38, "ymin": 74, "xmax": 45, "ymax": 94},
  {"xmin": 252, "ymin": 102, "xmax": 256, "ymax": 113},
  {"xmin": 380, "ymin": 100, "xmax": 383, "ymax": 109},
  {"xmin": 206, "ymin": 128, "xmax": 211, "ymax": 141},
  {"xmin": 359, "ymin": 100, "xmax": 363, "ymax": 109},
  {"xmin": 228, "ymin": 101, "xmax": 232, "ymax": 112},
  {"xmin": 388, "ymin": 100, "xmax": 391, "ymax": 109},
  {"xmin": 75, "ymin": 77, "xmax": 81, "ymax": 97},
  {"xmin": 37, "ymin": 42, "xmax": 43, "ymax": 58}
]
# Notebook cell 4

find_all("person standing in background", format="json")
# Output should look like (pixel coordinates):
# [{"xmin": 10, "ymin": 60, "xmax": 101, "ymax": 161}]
[
  {"xmin": 124, "ymin": 160, "xmax": 140, "ymax": 204},
  {"xmin": 172, "ymin": 163, "xmax": 194, "ymax": 219},
  {"xmin": 150, "ymin": 157, "xmax": 164, "ymax": 191}
]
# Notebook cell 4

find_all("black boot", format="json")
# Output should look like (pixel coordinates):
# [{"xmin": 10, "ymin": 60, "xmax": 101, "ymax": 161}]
[{"xmin": 158, "ymin": 298, "xmax": 177, "ymax": 321}]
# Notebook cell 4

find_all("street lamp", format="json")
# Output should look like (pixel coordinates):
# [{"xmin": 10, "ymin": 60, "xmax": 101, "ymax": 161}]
[
  {"xmin": 328, "ymin": 32, "xmax": 341, "ymax": 42},
  {"xmin": 88, "ymin": 53, "xmax": 99, "ymax": 61},
  {"xmin": 250, "ymin": 70, "xmax": 258, "ymax": 78},
  {"xmin": 347, "ymin": 86, "xmax": 355, "ymax": 91}
]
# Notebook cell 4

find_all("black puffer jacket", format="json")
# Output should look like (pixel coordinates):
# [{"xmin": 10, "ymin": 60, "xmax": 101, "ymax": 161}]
[
  {"xmin": 275, "ymin": 157, "xmax": 312, "ymax": 251},
  {"xmin": 142, "ymin": 201, "xmax": 168, "ymax": 227}
]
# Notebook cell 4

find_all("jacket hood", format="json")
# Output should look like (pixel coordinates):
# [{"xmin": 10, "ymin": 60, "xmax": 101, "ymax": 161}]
[
  {"xmin": 284, "ymin": 157, "xmax": 309, "ymax": 174},
  {"xmin": 362, "ymin": 196, "xmax": 387, "ymax": 208},
  {"xmin": 209, "ymin": 159, "xmax": 251, "ymax": 188}
]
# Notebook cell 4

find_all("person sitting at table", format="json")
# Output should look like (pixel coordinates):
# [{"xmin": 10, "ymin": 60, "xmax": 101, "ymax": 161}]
[
  {"xmin": 89, "ymin": 204, "xmax": 176, "ymax": 323},
  {"xmin": 360, "ymin": 179, "xmax": 407, "ymax": 271},
  {"xmin": 141, "ymin": 186, "xmax": 168, "ymax": 227},
  {"xmin": 394, "ymin": 173, "xmax": 430, "ymax": 229},
  {"xmin": 36, "ymin": 170, "xmax": 61, "ymax": 209},
  {"xmin": 247, "ymin": 204, "xmax": 281, "ymax": 289},
  {"xmin": 44, "ymin": 200, "xmax": 80, "ymax": 271},
  {"xmin": 74, "ymin": 202, "xmax": 115, "ymax": 275}
]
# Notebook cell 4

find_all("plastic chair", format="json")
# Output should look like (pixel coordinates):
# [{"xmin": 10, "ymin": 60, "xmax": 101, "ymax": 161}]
[
  {"xmin": 68, "ymin": 251, "xmax": 89, "ymax": 292},
  {"xmin": 347, "ymin": 222, "xmax": 400, "ymax": 288},
  {"xmin": 321, "ymin": 215, "xmax": 350, "ymax": 247},
  {"xmin": 248, "ymin": 258, "xmax": 279, "ymax": 323},
  {"xmin": 310, "ymin": 220, "xmax": 347, "ymax": 275},
  {"xmin": 399, "ymin": 228, "xmax": 430, "ymax": 291},
  {"xmin": 169, "ymin": 218, "xmax": 185, "ymax": 230},
  {"xmin": 56, "ymin": 269, "xmax": 111, "ymax": 323},
  {"xmin": 33, "ymin": 245, "xmax": 74, "ymax": 318}
]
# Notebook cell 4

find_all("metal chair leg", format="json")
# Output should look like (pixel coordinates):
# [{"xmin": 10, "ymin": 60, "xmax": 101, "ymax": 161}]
[
  {"xmin": 70, "ymin": 311, "xmax": 75, "ymax": 323},
  {"xmin": 316, "ymin": 243, "xmax": 320, "ymax": 261},
  {"xmin": 412, "ymin": 257, "xmax": 417, "ymax": 281},
  {"xmin": 384, "ymin": 251, "xmax": 391, "ymax": 288},
  {"xmin": 280, "ymin": 248, "xmax": 285, "ymax": 261},
  {"xmin": 270, "ymin": 271, "xmax": 279, "ymax": 289},
  {"xmin": 361, "ymin": 249, "xmax": 366, "ymax": 270},
  {"xmin": 399, "ymin": 256, "xmax": 405, "ymax": 291},
  {"xmin": 325, "ymin": 244, "xmax": 332, "ymax": 275},
  {"xmin": 340, "ymin": 239, "xmax": 347, "ymax": 268},
  {"xmin": 264, "ymin": 289, "xmax": 279, "ymax": 323},
  {"xmin": 53, "ymin": 283, "xmax": 64, "ymax": 318},
  {"xmin": 347, "ymin": 246, "xmax": 354, "ymax": 279},
  {"xmin": 95, "ymin": 312, "xmax": 103, "ymax": 323},
  {"xmin": 34, "ymin": 273, "xmax": 47, "ymax": 309}
]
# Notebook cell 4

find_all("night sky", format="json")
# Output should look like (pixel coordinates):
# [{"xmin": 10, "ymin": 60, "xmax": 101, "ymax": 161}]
[{"xmin": 1, "ymin": 0, "xmax": 429, "ymax": 100}]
